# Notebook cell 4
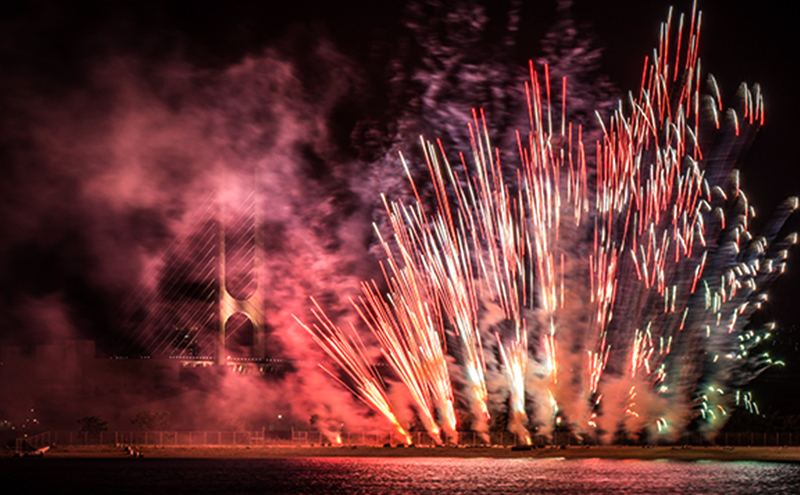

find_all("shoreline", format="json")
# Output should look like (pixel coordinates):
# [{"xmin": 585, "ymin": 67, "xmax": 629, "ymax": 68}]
[{"xmin": 5, "ymin": 445, "xmax": 800, "ymax": 462}]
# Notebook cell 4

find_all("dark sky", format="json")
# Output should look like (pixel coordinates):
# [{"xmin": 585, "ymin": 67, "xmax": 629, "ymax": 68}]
[{"xmin": 0, "ymin": 0, "xmax": 797, "ymax": 413}]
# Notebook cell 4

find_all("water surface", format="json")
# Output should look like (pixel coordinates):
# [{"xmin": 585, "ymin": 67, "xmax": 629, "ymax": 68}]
[{"xmin": 2, "ymin": 457, "xmax": 798, "ymax": 494}]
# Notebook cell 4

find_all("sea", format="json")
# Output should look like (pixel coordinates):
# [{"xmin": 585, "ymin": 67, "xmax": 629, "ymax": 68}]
[{"xmin": 2, "ymin": 457, "xmax": 799, "ymax": 494}]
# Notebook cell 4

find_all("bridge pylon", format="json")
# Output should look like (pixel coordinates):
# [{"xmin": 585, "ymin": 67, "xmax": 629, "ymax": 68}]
[{"xmin": 214, "ymin": 184, "xmax": 266, "ymax": 365}]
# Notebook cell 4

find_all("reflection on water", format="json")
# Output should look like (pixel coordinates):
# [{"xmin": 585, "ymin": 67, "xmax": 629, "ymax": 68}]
[{"xmin": 2, "ymin": 457, "xmax": 799, "ymax": 494}]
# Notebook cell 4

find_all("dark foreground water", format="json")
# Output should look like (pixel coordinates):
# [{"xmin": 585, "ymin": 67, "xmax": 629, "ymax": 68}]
[{"xmin": 2, "ymin": 457, "xmax": 799, "ymax": 494}]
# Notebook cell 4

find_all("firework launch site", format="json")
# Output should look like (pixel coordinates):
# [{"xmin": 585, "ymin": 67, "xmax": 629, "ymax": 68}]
[{"xmin": 11, "ymin": 430, "xmax": 800, "ymax": 461}]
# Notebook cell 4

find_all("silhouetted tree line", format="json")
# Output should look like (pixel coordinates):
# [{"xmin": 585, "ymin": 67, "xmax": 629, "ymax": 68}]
[{"xmin": 721, "ymin": 411, "xmax": 800, "ymax": 434}]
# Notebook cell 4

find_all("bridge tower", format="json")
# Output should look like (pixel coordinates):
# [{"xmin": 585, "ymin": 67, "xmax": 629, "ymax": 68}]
[
  {"xmin": 214, "ymin": 186, "xmax": 266, "ymax": 365},
  {"xmin": 114, "ymin": 168, "xmax": 268, "ymax": 363}
]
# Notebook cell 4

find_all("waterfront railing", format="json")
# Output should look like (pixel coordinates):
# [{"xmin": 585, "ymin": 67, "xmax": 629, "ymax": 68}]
[{"xmin": 13, "ymin": 430, "xmax": 800, "ymax": 451}]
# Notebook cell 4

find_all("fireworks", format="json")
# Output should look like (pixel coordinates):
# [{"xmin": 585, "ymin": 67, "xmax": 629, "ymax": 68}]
[{"xmin": 297, "ymin": 5, "xmax": 796, "ymax": 444}]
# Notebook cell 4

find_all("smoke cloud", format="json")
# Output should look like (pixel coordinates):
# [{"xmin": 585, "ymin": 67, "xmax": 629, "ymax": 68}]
[{"xmin": 0, "ymin": 1, "xmax": 795, "ymax": 442}]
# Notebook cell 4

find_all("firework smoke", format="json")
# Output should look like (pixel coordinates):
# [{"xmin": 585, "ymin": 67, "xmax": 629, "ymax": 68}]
[
  {"xmin": 0, "ymin": 1, "xmax": 795, "ymax": 440},
  {"xmin": 300, "ymin": 4, "xmax": 796, "ymax": 444}
]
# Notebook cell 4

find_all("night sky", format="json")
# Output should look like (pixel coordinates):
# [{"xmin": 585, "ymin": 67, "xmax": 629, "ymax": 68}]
[{"xmin": 0, "ymin": 0, "xmax": 797, "ymax": 417}]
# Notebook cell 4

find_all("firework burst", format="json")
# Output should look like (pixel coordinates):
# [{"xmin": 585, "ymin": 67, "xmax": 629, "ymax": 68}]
[{"xmin": 297, "ymin": 4, "xmax": 796, "ymax": 444}]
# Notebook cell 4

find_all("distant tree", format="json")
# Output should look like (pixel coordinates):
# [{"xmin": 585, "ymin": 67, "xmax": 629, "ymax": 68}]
[
  {"xmin": 456, "ymin": 410, "xmax": 474, "ymax": 432},
  {"xmin": 131, "ymin": 411, "xmax": 171, "ymax": 431},
  {"xmin": 722, "ymin": 410, "xmax": 800, "ymax": 434},
  {"xmin": 77, "ymin": 416, "xmax": 109, "ymax": 439},
  {"xmin": 489, "ymin": 410, "xmax": 509, "ymax": 433}
]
